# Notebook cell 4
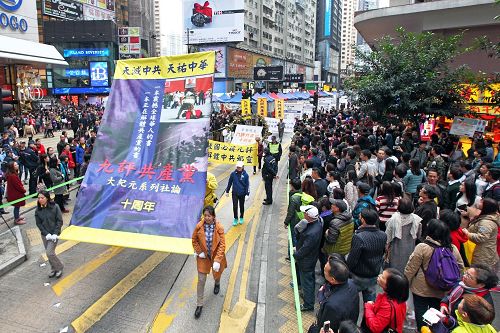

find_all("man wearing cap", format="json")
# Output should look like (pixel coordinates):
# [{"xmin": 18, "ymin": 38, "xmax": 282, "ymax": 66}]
[
  {"xmin": 225, "ymin": 161, "xmax": 250, "ymax": 226},
  {"xmin": 323, "ymin": 199, "xmax": 354, "ymax": 259},
  {"xmin": 293, "ymin": 205, "xmax": 323, "ymax": 312},
  {"xmin": 262, "ymin": 148, "xmax": 278, "ymax": 205},
  {"xmin": 352, "ymin": 182, "xmax": 376, "ymax": 229}
]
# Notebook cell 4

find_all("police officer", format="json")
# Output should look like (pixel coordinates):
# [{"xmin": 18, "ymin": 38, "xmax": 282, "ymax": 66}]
[
  {"xmin": 268, "ymin": 135, "xmax": 282, "ymax": 162},
  {"xmin": 262, "ymin": 148, "xmax": 278, "ymax": 205}
]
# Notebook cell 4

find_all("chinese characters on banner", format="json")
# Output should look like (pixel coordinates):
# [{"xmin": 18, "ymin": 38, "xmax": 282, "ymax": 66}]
[
  {"xmin": 208, "ymin": 140, "xmax": 258, "ymax": 166},
  {"xmin": 62, "ymin": 51, "xmax": 216, "ymax": 255},
  {"xmin": 274, "ymin": 98, "xmax": 284, "ymax": 119},
  {"xmin": 449, "ymin": 117, "xmax": 488, "ymax": 138},
  {"xmin": 231, "ymin": 125, "xmax": 263, "ymax": 145},
  {"xmin": 257, "ymin": 97, "xmax": 267, "ymax": 117},
  {"xmin": 241, "ymin": 98, "xmax": 251, "ymax": 115}
]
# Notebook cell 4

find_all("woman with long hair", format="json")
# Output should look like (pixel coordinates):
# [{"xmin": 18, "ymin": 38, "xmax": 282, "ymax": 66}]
[
  {"xmin": 403, "ymin": 159, "xmax": 426, "ymax": 197},
  {"xmin": 5, "ymin": 161, "xmax": 26, "ymax": 225},
  {"xmin": 375, "ymin": 181, "xmax": 399, "ymax": 231},
  {"xmin": 363, "ymin": 268, "xmax": 409, "ymax": 333},
  {"xmin": 344, "ymin": 170, "xmax": 358, "ymax": 211},
  {"xmin": 49, "ymin": 157, "xmax": 69, "ymax": 213},
  {"xmin": 302, "ymin": 177, "xmax": 318, "ymax": 200},
  {"xmin": 382, "ymin": 158, "xmax": 396, "ymax": 182},
  {"xmin": 456, "ymin": 179, "xmax": 481, "ymax": 213},
  {"xmin": 35, "ymin": 190, "xmax": 64, "ymax": 278},
  {"xmin": 36, "ymin": 153, "xmax": 53, "ymax": 190}
]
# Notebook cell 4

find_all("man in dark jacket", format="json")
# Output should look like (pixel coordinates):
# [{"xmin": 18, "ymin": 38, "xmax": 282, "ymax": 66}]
[
  {"xmin": 288, "ymin": 145, "xmax": 300, "ymax": 180},
  {"xmin": 415, "ymin": 184, "xmax": 438, "ymax": 239},
  {"xmin": 482, "ymin": 167, "xmax": 500, "ymax": 201},
  {"xmin": 293, "ymin": 205, "xmax": 323, "ymax": 311},
  {"xmin": 262, "ymin": 148, "xmax": 278, "ymax": 205},
  {"xmin": 442, "ymin": 166, "xmax": 464, "ymax": 210},
  {"xmin": 346, "ymin": 208, "xmax": 386, "ymax": 303},
  {"xmin": 19, "ymin": 141, "xmax": 39, "ymax": 195},
  {"xmin": 284, "ymin": 178, "xmax": 303, "ymax": 241},
  {"xmin": 323, "ymin": 199, "xmax": 353, "ymax": 258},
  {"xmin": 225, "ymin": 161, "xmax": 250, "ymax": 226},
  {"xmin": 312, "ymin": 167, "xmax": 328, "ymax": 198},
  {"xmin": 316, "ymin": 256, "xmax": 359, "ymax": 332}
]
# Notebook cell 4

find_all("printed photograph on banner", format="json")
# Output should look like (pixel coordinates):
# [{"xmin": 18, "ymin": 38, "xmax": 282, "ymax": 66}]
[{"xmin": 160, "ymin": 75, "xmax": 213, "ymax": 123}]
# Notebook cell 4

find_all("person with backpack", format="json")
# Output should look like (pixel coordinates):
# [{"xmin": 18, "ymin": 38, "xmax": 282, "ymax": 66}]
[
  {"xmin": 352, "ymin": 182, "xmax": 376, "ymax": 229},
  {"xmin": 225, "ymin": 161, "xmax": 250, "ymax": 226},
  {"xmin": 404, "ymin": 219, "xmax": 465, "ymax": 331}
]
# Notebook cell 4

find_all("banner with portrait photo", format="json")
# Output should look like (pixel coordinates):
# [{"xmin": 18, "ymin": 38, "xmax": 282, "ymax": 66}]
[{"xmin": 61, "ymin": 51, "xmax": 216, "ymax": 254}]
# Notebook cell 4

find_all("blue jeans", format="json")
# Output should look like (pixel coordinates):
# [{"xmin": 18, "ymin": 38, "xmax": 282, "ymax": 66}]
[
  {"xmin": 350, "ymin": 273, "xmax": 377, "ymax": 303},
  {"xmin": 13, "ymin": 206, "xmax": 20, "ymax": 219},
  {"xmin": 298, "ymin": 269, "xmax": 315, "ymax": 309}
]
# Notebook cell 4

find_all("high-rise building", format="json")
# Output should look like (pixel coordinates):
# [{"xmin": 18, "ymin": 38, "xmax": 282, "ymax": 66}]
[
  {"xmin": 315, "ymin": 0, "xmax": 342, "ymax": 86},
  {"xmin": 153, "ymin": 0, "xmax": 161, "ymax": 56},
  {"xmin": 127, "ymin": 0, "xmax": 156, "ymax": 56},
  {"xmin": 340, "ymin": 0, "xmax": 358, "ymax": 74}
]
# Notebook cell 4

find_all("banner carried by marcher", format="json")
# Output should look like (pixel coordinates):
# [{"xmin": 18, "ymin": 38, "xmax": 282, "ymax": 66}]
[
  {"xmin": 61, "ymin": 51, "xmax": 216, "ymax": 255},
  {"xmin": 275, "ymin": 98, "xmax": 284, "ymax": 119},
  {"xmin": 266, "ymin": 114, "xmax": 296, "ymax": 134},
  {"xmin": 241, "ymin": 98, "xmax": 251, "ymax": 115},
  {"xmin": 257, "ymin": 97, "xmax": 267, "ymax": 117},
  {"xmin": 231, "ymin": 125, "xmax": 263, "ymax": 145},
  {"xmin": 449, "ymin": 117, "xmax": 488, "ymax": 138},
  {"xmin": 208, "ymin": 140, "xmax": 258, "ymax": 166}
]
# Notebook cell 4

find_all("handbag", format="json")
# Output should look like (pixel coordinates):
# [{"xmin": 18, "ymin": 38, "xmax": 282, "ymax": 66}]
[
  {"xmin": 361, "ymin": 300, "xmax": 397, "ymax": 333},
  {"xmin": 37, "ymin": 182, "xmax": 47, "ymax": 193}
]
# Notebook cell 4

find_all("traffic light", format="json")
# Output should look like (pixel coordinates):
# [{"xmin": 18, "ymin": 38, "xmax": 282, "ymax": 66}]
[
  {"xmin": 309, "ymin": 92, "xmax": 319, "ymax": 107},
  {"xmin": 0, "ymin": 88, "xmax": 14, "ymax": 130}
]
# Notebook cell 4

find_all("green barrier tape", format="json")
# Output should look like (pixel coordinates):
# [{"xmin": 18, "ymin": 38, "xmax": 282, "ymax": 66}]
[
  {"xmin": 0, "ymin": 176, "xmax": 84, "ymax": 210},
  {"xmin": 287, "ymin": 178, "xmax": 304, "ymax": 333}
]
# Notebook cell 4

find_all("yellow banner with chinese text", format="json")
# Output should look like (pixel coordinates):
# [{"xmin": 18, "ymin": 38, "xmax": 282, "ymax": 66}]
[
  {"xmin": 257, "ymin": 98, "xmax": 267, "ymax": 117},
  {"xmin": 208, "ymin": 140, "xmax": 258, "ymax": 166},
  {"xmin": 114, "ymin": 51, "xmax": 216, "ymax": 80},
  {"xmin": 275, "ymin": 98, "xmax": 284, "ymax": 119},
  {"xmin": 241, "ymin": 98, "xmax": 251, "ymax": 115}
]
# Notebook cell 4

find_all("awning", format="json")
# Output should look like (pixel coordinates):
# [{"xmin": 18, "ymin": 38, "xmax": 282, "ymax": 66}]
[{"xmin": 0, "ymin": 35, "xmax": 68, "ymax": 66}]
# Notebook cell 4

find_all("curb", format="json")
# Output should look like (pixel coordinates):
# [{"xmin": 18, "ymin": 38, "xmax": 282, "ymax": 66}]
[{"xmin": 0, "ymin": 226, "xmax": 27, "ymax": 277}]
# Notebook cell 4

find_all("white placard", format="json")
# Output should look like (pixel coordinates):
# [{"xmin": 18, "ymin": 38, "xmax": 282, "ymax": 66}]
[{"xmin": 231, "ymin": 125, "xmax": 263, "ymax": 145}]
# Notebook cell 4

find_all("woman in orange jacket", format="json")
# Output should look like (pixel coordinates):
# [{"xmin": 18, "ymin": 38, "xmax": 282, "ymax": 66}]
[{"xmin": 192, "ymin": 205, "xmax": 227, "ymax": 319}]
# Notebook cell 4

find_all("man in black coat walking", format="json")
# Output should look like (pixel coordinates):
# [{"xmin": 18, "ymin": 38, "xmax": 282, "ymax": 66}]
[{"xmin": 262, "ymin": 148, "xmax": 278, "ymax": 205}]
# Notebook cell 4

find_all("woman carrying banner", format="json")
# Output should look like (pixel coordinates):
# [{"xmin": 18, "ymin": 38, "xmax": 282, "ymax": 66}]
[
  {"xmin": 35, "ymin": 190, "xmax": 64, "ymax": 278},
  {"xmin": 192, "ymin": 205, "xmax": 227, "ymax": 319}
]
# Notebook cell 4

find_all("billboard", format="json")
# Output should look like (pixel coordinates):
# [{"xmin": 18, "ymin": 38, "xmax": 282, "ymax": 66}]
[
  {"xmin": 118, "ymin": 27, "xmax": 141, "ymax": 59},
  {"xmin": 83, "ymin": 3, "xmax": 115, "ymax": 20},
  {"xmin": 43, "ymin": 0, "xmax": 84, "ymax": 20},
  {"xmin": 65, "ymin": 68, "xmax": 90, "ymax": 77},
  {"xmin": 61, "ymin": 52, "xmax": 216, "ymax": 254},
  {"xmin": 0, "ymin": 0, "xmax": 39, "ymax": 41},
  {"xmin": 64, "ymin": 48, "xmax": 110, "ymax": 57},
  {"xmin": 89, "ymin": 61, "xmax": 109, "ymax": 87},
  {"xmin": 253, "ymin": 66, "xmax": 283, "ymax": 81},
  {"xmin": 76, "ymin": 0, "xmax": 115, "ymax": 11},
  {"xmin": 227, "ymin": 48, "xmax": 271, "ymax": 79},
  {"xmin": 324, "ymin": 0, "xmax": 331, "ymax": 37},
  {"xmin": 183, "ymin": 0, "xmax": 244, "ymax": 44},
  {"xmin": 199, "ymin": 46, "xmax": 226, "ymax": 78}
]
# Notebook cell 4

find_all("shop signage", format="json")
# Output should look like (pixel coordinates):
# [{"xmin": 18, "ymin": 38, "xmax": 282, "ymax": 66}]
[
  {"xmin": 0, "ymin": 0, "xmax": 29, "ymax": 34},
  {"xmin": 82, "ymin": 3, "xmax": 114, "ymax": 21},
  {"xmin": 76, "ymin": 0, "xmax": 114, "ymax": 11},
  {"xmin": 118, "ymin": 26, "xmax": 141, "ymax": 59},
  {"xmin": 285, "ymin": 73, "xmax": 304, "ymax": 82},
  {"xmin": 64, "ymin": 48, "xmax": 110, "ymax": 57},
  {"xmin": 89, "ymin": 61, "xmax": 109, "ymax": 87},
  {"xmin": 253, "ymin": 66, "xmax": 283, "ymax": 81},
  {"xmin": 43, "ymin": 0, "xmax": 84, "ymax": 20},
  {"xmin": 65, "ymin": 68, "xmax": 90, "ymax": 77}
]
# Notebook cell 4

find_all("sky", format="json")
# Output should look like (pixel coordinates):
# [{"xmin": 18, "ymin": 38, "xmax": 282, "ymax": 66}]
[{"xmin": 160, "ymin": 0, "xmax": 183, "ymax": 35}]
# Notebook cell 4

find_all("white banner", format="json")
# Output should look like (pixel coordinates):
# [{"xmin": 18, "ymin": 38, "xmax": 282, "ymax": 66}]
[
  {"xmin": 232, "ymin": 125, "xmax": 263, "ymax": 145},
  {"xmin": 449, "ymin": 117, "xmax": 488, "ymax": 138},
  {"xmin": 265, "ymin": 114, "xmax": 296, "ymax": 135},
  {"xmin": 83, "ymin": 4, "xmax": 115, "ymax": 21}
]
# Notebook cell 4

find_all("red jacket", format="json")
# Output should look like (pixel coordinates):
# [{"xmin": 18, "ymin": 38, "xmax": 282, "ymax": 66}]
[
  {"xmin": 62, "ymin": 150, "xmax": 76, "ymax": 169},
  {"xmin": 450, "ymin": 228, "xmax": 468, "ymax": 250},
  {"xmin": 6, "ymin": 173, "xmax": 26, "ymax": 207},
  {"xmin": 364, "ymin": 293, "xmax": 406, "ymax": 333}
]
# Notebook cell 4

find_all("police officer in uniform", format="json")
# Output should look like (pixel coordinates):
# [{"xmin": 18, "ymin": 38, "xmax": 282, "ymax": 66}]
[
  {"xmin": 268, "ymin": 135, "xmax": 282, "ymax": 162},
  {"xmin": 262, "ymin": 148, "xmax": 278, "ymax": 205}
]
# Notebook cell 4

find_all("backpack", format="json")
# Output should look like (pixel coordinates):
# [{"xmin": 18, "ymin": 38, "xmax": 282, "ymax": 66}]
[
  {"xmin": 423, "ymin": 240, "xmax": 461, "ymax": 291},
  {"xmin": 295, "ymin": 193, "xmax": 315, "ymax": 220}
]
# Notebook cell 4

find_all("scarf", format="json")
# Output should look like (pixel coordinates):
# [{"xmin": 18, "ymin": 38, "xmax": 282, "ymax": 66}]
[
  {"xmin": 447, "ymin": 282, "xmax": 490, "ymax": 312},
  {"xmin": 204, "ymin": 222, "xmax": 215, "ymax": 258},
  {"xmin": 387, "ymin": 212, "xmax": 422, "ymax": 241}
]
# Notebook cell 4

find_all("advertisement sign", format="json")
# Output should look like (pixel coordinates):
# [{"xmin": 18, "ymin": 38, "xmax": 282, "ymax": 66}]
[
  {"xmin": 253, "ymin": 66, "xmax": 283, "ymax": 81},
  {"xmin": 83, "ymin": 3, "xmax": 115, "ymax": 21},
  {"xmin": 449, "ymin": 117, "xmax": 488, "ymax": 138},
  {"xmin": 118, "ymin": 26, "xmax": 142, "ymax": 59},
  {"xmin": 324, "ymin": 0, "xmax": 331, "ymax": 36},
  {"xmin": 275, "ymin": 99, "xmax": 284, "ymax": 119},
  {"xmin": 240, "ymin": 98, "xmax": 251, "ymax": 116},
  {"xmin": 257, "ymin": 98, "xmax": 267, "ymax": 117},
  {"xmin": 65, "ymin": 68, "xmax": 90, "ymax": 77},
  {"xmin": 183, "ymin": 0, "xmax": 244, "ymax": 44},
  {"xmin": 64, "ymin": 48, "xmax": 110, "ymax": 57},
  {"xmin": 61, "ymin": 51, "xmax": 216, "ymax": 255},
  {"xmin": 43, "ymin": 0, "xmax": 84, "ymax": 20},
  {"xmin": 285, "ymin": 74, "xmax": 304, "ymax": 83},
  {"xmin": 0, "ymin": 0, "xmax": 38, "ymax": 40},
  {"xmin": 199, "ymin": 46, "xmax": 226, "ymax": 78},
  {"xmin": 232, "ymin": 125, "xmax": 262, "ymax": 145},
  {"xmin": 227, "ymin": 48, "xmax": 252, "ymax": 78},
  {"xmin": 76, "ymin": 0, "xmax": 115, "ymax": 11},
  {"xmin": 419, "ymin": 119, "xmax": 436, "ymax": 142},
  {"xmin": 208, "ymin": 140, "xmax": 258, "ymax": 166},
  {"xmin": 89, "ymin": 61, "xmax": 109, "ymax": 87}
]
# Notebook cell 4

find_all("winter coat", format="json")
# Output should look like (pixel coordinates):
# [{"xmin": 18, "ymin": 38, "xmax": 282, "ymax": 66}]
[
  {"xmin": 451, "ymin": 310, "xmax": 496, "ymax": 333},
  {"xmin": 6, "ymin": 172, "xmax": 26, "ymax": 207},
  {"xmin": 204, "ymin": 172, "xmax": 218, "ymax": 207},
  {"xmin": 75, "ymin": 145, "xmax": 85, "ymax": 164},
  {"xmin": 364, "ymin": 293, "xmax": 407, "ymax": 333},
  {"xmin": 225, "ymin": 170, "xmax": 249, "ymax": 196},
  {"xmin": 284, "ymin": 190, "xmax": 302, "ymax": 229},
  {"xmin": 403, "ymin": 169, "xmax": 426, "ymax": 194},
  {"xmin": 192, "ymin": 219, "xmax": 227, "ymax": 279},
  {"xmin": 467, "ymin": 214, "xmax": 499, "ymax": 267},
  {"xmin": 35, "ymin": 203, "xmax": 63, "ymax": 236},
  {"xmin": 323, "ymin": 211, "xmax": 354, "ymax": 256},
  {"xmin": 404, "ymin": 237, "xmax": 464, "ymax": 299},
  {"xmin": 352, "ymin": 195, "xmax": 376, "ymax": 228},
  {"xmin": 293, "ymin": 218, "xmax": 323, "ymax": 272},
  {"xmin": 50, "ymin": 167, "xmax": 66, "ymax": 195},
  {"xmin": 450, "ymin": 228, "xmax": 468, "ymax": 253},
  {"xmin": 262, "ymin": 154, "xmax": 278, "ymax": 180},
  {"xmin": 347, "ymin": 226, "xmax": 387, "ymax": 278}
]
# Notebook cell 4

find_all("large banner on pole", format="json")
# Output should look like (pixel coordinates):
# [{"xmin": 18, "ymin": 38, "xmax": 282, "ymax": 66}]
[{"xmin": 61, "ymin": 52, "xmax": 216, "ymax": 254}]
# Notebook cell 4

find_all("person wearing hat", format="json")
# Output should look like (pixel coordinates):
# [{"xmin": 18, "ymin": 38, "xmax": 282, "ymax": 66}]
[
  {"xmin": 268, "ymin": 135, "xmax": 282, "ymax": 162},
  {"xmin": 262, "ymin": 147, "xmax": 278, "ymax": 205},
  {"xmin": 323, "ymin": 199, "xmax": 354, "ymax": 259},
  {"xmin": 225, "ymin": 161, "xmax": 250, "ymax": 226},
  {"xmin": 352, "ymin": 182, "xmax": 376, "ymax": 229},
  {"xmin": 293, "ymin": 204, "xmax": 323, "ymax": 312}
]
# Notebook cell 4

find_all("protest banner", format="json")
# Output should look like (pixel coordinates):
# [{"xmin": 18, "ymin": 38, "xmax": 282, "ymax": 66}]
[
  {"xmin": 60, "ymin": 51, "xmax": 216, "ymax": 254},
  {"xmin": 241, "ymin": 98, "xmax": 251, "ymax": 115},
  {"xmin": 208, "ymin": 140, "xmax": 258, "ymax": 166},
  {"xmin": 257, "ymin": 97, "xmax": 267, "ymax": 117},
  {"xmin": 450, "ymin": 117, "xmax": 488, "ymax": 138},
  {"xmin": 231, "ymin": 124, "xmax": 263, "ymax": 145},
  {"xmin": 419, "ymin": 119, "xmax": 436, "ymax": 141},
  {"xmin": 266, "ymin": 114, "xmax": 296, "ymax": 134},
  {"xmin": 275, "ymin": 98, "xmax": 284, "ymax": 119}
]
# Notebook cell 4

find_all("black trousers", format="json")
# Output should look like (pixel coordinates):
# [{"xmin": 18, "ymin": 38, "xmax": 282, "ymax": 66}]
[
  {"xmin": 28, "ymin": 169, "xmax": 38, "ymax": 195},
  {"xmin": 264, "ymin": 177, "xmax": 273, "ymax": 203},
  {"xmin": 232, "ymin": 193, "xmax": 245, "ymax": 219},
  {"xmin": 413, "ymin": 293, "xmax": 441, "ymax": 331},
  {"xmin": 253, "ymin": 156, "xmax": 262, "ymax": 172},
  {"xmin": 54, "ymin": 194, "xmax": 65, "ymax": 211}
]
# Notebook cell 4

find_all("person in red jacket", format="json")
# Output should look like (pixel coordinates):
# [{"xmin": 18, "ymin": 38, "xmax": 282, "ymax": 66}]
[
  {"xmin": 440, "ymin": 209, "xmax": 469, "ymax": 266},
  {"xmin": 5, "ymin": 161, "xmax": 26, "ymax": 225},
  {"xmin": 61, "ymin": 144, "xmax": 76, "ymax": 179},
  {"xmin": 363, "ymin": 268, "xmax": 409, "ymax": 333}
]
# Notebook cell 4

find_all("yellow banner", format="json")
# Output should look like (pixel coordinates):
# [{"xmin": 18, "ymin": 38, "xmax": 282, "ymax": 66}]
[
  {"xmin": 208, "ymin": 140, "xmax": 258, "ymax": 166},
  {"xmin": 460, "ymin": 83, "xmax": 499, "ymax": 104},
  {"xmin": 275, "ymin": 98, "xmax": 284, "ymax": 119},
  {"xmin": 241, "ymin": 98, "xmax": 251, "ymax": 115},
  {"xmin": 114, "ymin": 51, "xmax": 216, "ymax": 80},
  {"xmin": 257, "ymin": 98, "xmax": 267, "ymax": 117}
]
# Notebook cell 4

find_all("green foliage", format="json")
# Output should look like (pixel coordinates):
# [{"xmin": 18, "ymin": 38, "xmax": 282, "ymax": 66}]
[{"xmin": 345, "ymin": 28, "xmax": 471, "ymax": 124}]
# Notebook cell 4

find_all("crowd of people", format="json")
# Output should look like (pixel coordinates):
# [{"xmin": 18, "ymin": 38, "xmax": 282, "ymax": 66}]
[{"xmin": 285, "ymin": 110, "xmax": 499, "ymax": 333}]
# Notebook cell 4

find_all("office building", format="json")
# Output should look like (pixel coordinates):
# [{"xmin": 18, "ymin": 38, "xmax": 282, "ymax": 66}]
[
  {"xmin": 127, "ymin": 0, "xmax": 156, "ymax": 56},
  {"xmin": 153, "ymin": 0, "xmax": 161, "ymax": 56},
  {"xmin": 340, "ymin": 0, "xmax": 358, "ymax": 74}
]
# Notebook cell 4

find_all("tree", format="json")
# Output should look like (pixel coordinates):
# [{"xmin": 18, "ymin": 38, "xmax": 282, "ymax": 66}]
[{"xmin": 345, "ymin": 28, "xmax": 472, "ymax": 125}]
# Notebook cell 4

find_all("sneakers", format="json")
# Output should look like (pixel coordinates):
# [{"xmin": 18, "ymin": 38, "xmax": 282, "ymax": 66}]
[
  {"xmin": 48, "ymin": 271, "xmax": 56, "ymax": 278},
  {"xmin": 55, "ymin": 270, "xmax": 63, "ymax": 279},
  {"xmin": 232, "ymin": 218, "xmax": 238, "ymax": 226},
  {"xmin": 300, "ymin": 304, "xmax": 314, "ymax": 312},
  {"xmin": 239, "ymin": 217, "xmax": 244, "ymax": 225}
]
